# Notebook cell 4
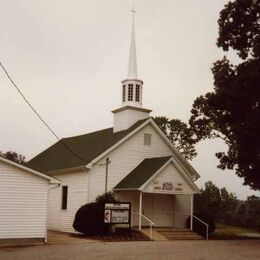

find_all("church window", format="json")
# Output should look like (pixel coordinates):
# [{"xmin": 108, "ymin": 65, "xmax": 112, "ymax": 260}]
[
  {"xmin": 61, "ymin": 186, "xmax": 68, "ymax": 210},
  {"xmin": 144, "ymin": 133, "xmax": 152, "ymax": 145},
  {"xmin": 135, "ymin": 85, "xmax": 140, "ymax": 102},
  {"xmin": 128, "ymin": 84, "xmax": 133, "ymax": 101},
  {"xmin": 123, "ymin": 85, "xmax": 126, "ymax": 102}
]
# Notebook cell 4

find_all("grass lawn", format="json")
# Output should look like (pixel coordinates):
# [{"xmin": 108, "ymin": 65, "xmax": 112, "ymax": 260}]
[{"xmin": 211, "ymin": 223, "xmax": 260, "ymax": 239}]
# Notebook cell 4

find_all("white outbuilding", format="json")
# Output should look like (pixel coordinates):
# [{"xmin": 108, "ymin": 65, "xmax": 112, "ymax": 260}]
[{"xmin": 0, "ymin": 156, "xmax": 60, "ymax": 245}]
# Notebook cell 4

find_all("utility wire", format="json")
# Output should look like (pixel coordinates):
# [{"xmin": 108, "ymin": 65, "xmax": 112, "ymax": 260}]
[{"xmin": 0, "ymin": 62, "xmax": 89, "ymax": 164}]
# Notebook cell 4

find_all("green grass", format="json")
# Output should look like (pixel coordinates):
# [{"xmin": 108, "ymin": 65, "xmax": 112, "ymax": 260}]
[{"xmin": 211, "ymin": 223, "xmax": 260, "ymax": 239}]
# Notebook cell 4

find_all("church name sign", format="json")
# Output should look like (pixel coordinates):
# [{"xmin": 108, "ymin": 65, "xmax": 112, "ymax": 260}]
[
  {"xmin": 153, "ymin": 181, "xmax": 184, "ymax": 193},
  {"xmin": 104, "ymin": 203, "xmax": 131, "ymax": 224}
]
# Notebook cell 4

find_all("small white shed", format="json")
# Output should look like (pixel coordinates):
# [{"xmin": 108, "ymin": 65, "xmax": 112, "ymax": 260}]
[{"xmin": 0, "ymin": 156, "xmax": 60, "ymax": 245}]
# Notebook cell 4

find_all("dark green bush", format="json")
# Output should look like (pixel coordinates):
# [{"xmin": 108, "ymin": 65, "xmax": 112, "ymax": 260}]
[
  {"xmin": 186, "ymin": 213, "xmax": 215, "ymax": 238},
  {"xmin": 73, "ymin": 192, "xmax": 118, "ymax": 236}
]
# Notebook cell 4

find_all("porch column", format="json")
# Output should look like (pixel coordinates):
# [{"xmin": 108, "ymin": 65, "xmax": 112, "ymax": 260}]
[
  {"xmin": 139, "ymin": 191, "xmax": 142, "ymax": 230},
  {"xmin": 190, "ymin": 194, "xmax": 194, "ymax": 230}
]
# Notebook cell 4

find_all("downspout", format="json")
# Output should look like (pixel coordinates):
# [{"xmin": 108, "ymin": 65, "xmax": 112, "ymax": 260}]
[{"xmin": 45, "ymin": 183, "xmax": 61, "ymax": 243}]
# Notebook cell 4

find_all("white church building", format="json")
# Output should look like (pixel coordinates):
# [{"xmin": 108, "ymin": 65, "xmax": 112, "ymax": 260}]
[{"xmin": 28, "ymin": 13, "xmax": 200, "ymax": 234}]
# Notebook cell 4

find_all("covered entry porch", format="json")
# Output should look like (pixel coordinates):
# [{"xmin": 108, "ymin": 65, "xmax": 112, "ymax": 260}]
[
  {"xmin": 115, "ymin": 190, "xmax": 194, "ymax": 229},
  {"xmin": 113, "ymin": 156, "xmax": 200, "ymax": 231}
]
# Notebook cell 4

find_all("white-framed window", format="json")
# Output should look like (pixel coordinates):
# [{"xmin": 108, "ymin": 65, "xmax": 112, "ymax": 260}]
[
  {"xmin": 61, "ymin": 186, "xmax": 68, "ymax": 210},
  {"xmin": 144, "ymin": 133, "xmax": 152, "ymax": 145},
  {"xmin": 135, "ymin": 85, "xmax": 140, "ymax": 102},
  {"xmin": 128, "ymin": 84, "xmax": 133, "ymax": 101},
  {"xmin": 122, "ymin": 85, "xmax": 126, "ymax": 102}
]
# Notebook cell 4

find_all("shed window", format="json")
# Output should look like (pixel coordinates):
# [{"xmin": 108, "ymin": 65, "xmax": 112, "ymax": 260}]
[
  {"xmin": 61, "ymin": 186, "xmax": 68, "ymax": 210},
  {"xmin": 144, "ymin": 133, "xmax": 152, "ymax": 145}
]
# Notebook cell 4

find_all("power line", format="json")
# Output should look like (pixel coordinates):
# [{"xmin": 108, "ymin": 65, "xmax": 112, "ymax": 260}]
[{"xmin": 0, "ymin": 62, "xmax": 88, "ymax": 164}]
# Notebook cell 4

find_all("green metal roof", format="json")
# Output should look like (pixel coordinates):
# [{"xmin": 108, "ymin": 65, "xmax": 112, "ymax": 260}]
[
  {"xmin": 114, "ymin": 156, "xmax": 172, "ymax": 190},
  {"xmin": 28, "ymin": 118, "xmax": 149, "ymax": 173}
]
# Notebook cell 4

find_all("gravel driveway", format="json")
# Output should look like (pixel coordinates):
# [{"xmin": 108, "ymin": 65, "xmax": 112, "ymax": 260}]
[{"xmin": 0, "ymin": 240, "xmax": 260, "ymax": 260}]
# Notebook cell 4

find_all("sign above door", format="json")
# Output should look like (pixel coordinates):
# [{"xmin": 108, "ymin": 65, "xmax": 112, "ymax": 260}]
[{"xmin": 153, "ymin": 181, "xmax": 184, "ymax": 193}]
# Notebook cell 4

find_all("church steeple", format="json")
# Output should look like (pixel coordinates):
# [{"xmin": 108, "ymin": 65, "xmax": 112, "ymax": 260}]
[
  {"xmin": 112, "ymin": 9, "xmax": 151, "ymax": 133},
  {"xmin": 127, "ymin": 9, "xmax": 138, "ymax": 79},
  {"xmin": 121, "ymin": 8, "xmax": 144, "ymax": 108}
]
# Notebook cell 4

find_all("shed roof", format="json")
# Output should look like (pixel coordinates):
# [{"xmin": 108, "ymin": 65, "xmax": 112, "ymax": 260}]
[{"xmin": 114, "ymin": 156, "xmax": 172, "ymax": 190}]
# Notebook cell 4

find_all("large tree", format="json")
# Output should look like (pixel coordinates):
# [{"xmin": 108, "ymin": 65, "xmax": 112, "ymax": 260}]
[
  {"xmin": 189, "ymin": 0, "xmax": 260, "ymax": 189},
  {"xmin": 154, "ymin": 116, "xmax": 197, "ymax": 160}
]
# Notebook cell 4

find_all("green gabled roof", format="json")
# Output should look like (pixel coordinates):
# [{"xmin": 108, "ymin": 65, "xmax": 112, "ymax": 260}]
[
  {"xmin": 114, "ymin": 156, "xmax": 172, "ymax": 190},
  {"xmin": 28, "ymin": 118, "xmax": 149, "ymax": 173}
]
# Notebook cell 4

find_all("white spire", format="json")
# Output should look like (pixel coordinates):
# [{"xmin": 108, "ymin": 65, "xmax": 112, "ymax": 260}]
[
  {"xmin": 127, "ymin": 8, "xmax": 138, "ymax": 79},
  {"xmin": 112, "ymin": 8, "xmax": 151, "ymax": 133}
]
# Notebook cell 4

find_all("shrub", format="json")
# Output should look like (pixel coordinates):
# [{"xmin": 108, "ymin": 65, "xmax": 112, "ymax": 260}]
[
  {"xmin": 186, "ymin": 213, "xmax": 215, "ymax": 238},
  {"xmin": 73, "ymin": 192, "xmax": 118, "ymax": 236},
  {"xmin": 95, "ymin": 191, "xmax": 118, "ymax": 204}
]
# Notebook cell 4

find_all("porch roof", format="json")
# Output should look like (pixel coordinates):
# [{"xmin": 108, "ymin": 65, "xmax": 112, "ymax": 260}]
[{"xmin": 114, "ymin": 156, "xmax": 172, "ymax": 190}]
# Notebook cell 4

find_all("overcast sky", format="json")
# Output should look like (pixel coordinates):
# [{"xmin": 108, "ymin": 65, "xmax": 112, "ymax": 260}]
[{"xmin": 0, "ymin": 0, "xmax": 259, "ymax": 199}]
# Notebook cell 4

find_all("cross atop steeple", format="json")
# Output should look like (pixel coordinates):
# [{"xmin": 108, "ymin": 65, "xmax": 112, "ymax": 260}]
[{"xmin": 130, "ymin": 6, "xmax": 136, "ymax": 15}]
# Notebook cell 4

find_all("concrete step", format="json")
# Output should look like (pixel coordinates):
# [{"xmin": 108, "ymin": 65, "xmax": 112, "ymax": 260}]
[
  {"xmin": 166, "ymin": 236, "xmax": 203, "ymax": 240},
  {"xmin": 155, "ymin": 228, "xmax": 191, "ymax": 232},
  {"xmin": 164, "ymin": 234, "xmax": 202, "ymax": 238},
  {"xmin": 160, "ymin": 232, "xmax": 201, "ymax": 237},
  {"xmin": 158, "ymin": 231, "xmax": 193, "ymax": 236},
  {"xmin": 156, "ymin": 228, "xmax": 204, "ymax": 240}
]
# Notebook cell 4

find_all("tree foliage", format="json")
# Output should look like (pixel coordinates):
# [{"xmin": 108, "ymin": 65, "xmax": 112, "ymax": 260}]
[
  {"xmin": 189, "ymin": 0, "xmax": 260, "ymax": 189},
  {"xmin": 229, "ymin": 195, "xmax": 260, "ymax": 230},
  {"xmin": 153, "ymin": 116, "xmax": 197, "ymax": 160},
  {"xmin": 195, "ymin": 181, "xmax": 260, "ymax": 231},
  {"xmin": 0, "ymin": 151, "xmax": 27, "ymax": 165},
  {"xmin": 194, "ymin": 181, "xmax": 237, "ymax": 217}
]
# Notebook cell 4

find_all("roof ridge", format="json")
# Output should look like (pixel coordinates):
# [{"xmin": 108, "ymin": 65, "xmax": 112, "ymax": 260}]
[
  {"xmin": 62, "ymin": 126, "xmax": 113, "ymax": 140},
  {"xmin": 62, "ymin": 117, "xmax": 151, "ymax": 140}
]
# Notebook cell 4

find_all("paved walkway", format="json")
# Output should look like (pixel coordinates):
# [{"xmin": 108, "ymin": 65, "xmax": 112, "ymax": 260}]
[
  {"xmin": 140, "ymin": 228, "xmax": 167, "ymax": 241},
  {"xmin": 0, "ymin": 240, "xmax": 260, "ymax": 260},
  {"xmin": 47, "ymin": 231, "xmax": 97, "ymax": 244}
]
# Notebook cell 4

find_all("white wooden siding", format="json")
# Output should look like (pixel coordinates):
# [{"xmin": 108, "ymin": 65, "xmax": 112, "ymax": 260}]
[
  {"xmin": 143, "ymin": 163, "xmax": 194, "ymax": 194},
  {"xmin": 173, "ymin": 194, "xmax": 191, "ymax": 228},
  {"xmin": 0, "ymin": 160, "xmax": 49, "ymax": 239},
  {"xmin": 47, "ymin": 124, "xmax": 172, "ymax": 232},
  {"xmin": 47, "ymin": 123, "xmax": 196, "ymax": 232},
  {"xmin": 47, "ymin": 171, "xmax": 88, "ymax": 233},
  {"xmin": 88, "ymin": 124, "xmax": 173, "ymax": 202}
]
